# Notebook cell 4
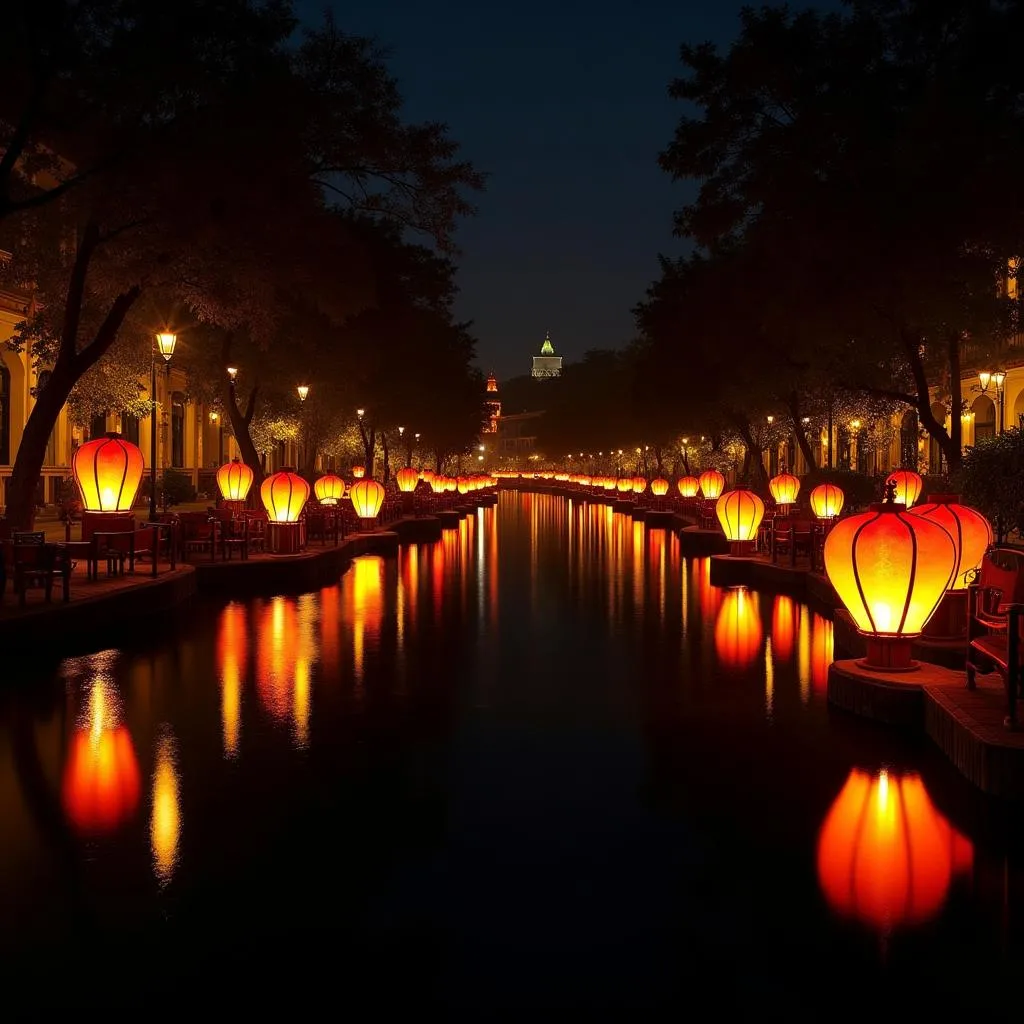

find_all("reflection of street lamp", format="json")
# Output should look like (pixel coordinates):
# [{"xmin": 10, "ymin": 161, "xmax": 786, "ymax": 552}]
[{"xmin": 150, "ymin": 331, "xmax": 177, "ymax": 521}]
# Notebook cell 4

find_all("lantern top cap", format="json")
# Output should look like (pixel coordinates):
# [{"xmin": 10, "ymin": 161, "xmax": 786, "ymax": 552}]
[{"xmin": 103, "ymin": 431, "xmax": 124, "ymax": 440}]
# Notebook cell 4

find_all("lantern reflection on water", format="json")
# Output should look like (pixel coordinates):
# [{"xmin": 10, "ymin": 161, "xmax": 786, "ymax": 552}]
[
  {"xmin": 61, "ymin": 677, "xmax": 141, "ymax": 834},
  {"xmin": 772, "ymin": 595, "xmax": 797, "ymax": 661},
  {"xmin": 216, "ymin": 601, "xmax": 248, "ymax": 758},
  {"xmin": 714, "ymin": 588, "xmax": 762, "ymax": 670},
  {"xmin": 817, "ymin": 768, "xmax": 973, "ymax": 931},
  {"xmin": 151, "ymin": 730, "xmax": 181, "ymax": 887}
]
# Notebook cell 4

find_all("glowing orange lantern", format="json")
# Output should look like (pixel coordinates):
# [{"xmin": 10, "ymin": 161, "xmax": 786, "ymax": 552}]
[
  {"xmin": 631, "ymin": 476, "xmax": 647, "ymax": 495},
  {"xmin": 457, "ymin": 477, "xmax": 470, "ymax": 495},
  {"xmin": 817, "ymin": 768, "xmax": 973, "ymax": 932},
  {"xmin": 216, "ymin": 457, "xmax": 254, "ymax": 503},
  {"xmin": 715, "ymin": 487, "xmax": 765, "ymax": 554},
  {"xmin": 810, "ymin": 482, "xmax": 845, "ymax": 520},
  {"xmin": 313, "ymin": 473, "xmax": 345, "ymax": 505},
  {"xmin": 350, "ymin": 478, "xmax": 385, "ymax": 521},
  {"xmin": 72, "ymin": 432, "xmax": 144, "ymax": 512},
  {"xmin": 823, "ymin": 486, "xmax": 956, "ymax": 668},
  {"xmin": 352, "ymin": 465, "xmax": 366, "ymax": 479},
  {"xmin": 444, "ymin": 477, "xmax": 457, "ymax": 493},
  {"xmin": 714, "ymin": 588, "xmax": 762, "ymax": 670},
  {"xmin": 616, "ymin": 478, "xmax": 633, "ymax": 494},
  {"xmin": 421, "ymin": 469, "xmax": 435, "ymax": 487},
  {"xmin": 769, "ymin": 470, "xmax": 800, "ymax": 507},
  {"xmin": 61, "ymin": 680, "xmax": 141, "ymax": 834},
  {"xmin": 603, "ymin": 478, "xmax": 616, "ymax": 491},
  {"xmin": 396, "ymin": 466, "xmax": 419, "ymax": 493},
  {"xmin": 698, "ymin": 469, "xmax": 725, "ymax": 500},
  {"xmin": 430, "ymin": 476, "xmax": 446, "ymax": 494},
  {"xmin": 650, "ymin": 477, "xmax": 669, "ymax": 497},
  {"xmin": 260, "ymin": 469, "xmax": 310, "ymax": 523},
  {"xmin": 677, "ymin": 476, "xmax": 699, "ymax": 498},
  {"xmin": 886, "ymin": 469, "xmax": 923, "ymax": 509},
  {"xmin": 909, "ymin": 494, "xmax": 993, "ymax": 591}
]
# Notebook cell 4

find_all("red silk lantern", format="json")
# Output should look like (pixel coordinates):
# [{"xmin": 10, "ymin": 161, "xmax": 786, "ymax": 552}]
[
  {"xmin": 72, "ymin": 432, "xmax": 144, "ymax": 512},
  {"xmin": 350, "ymin": 478, "xmax": 385, "ymax": 520},
  {"xmin": 396, "ymin": 467, "xmax": 419, "ymax": 493},
  {"xmin": 352, "ymin": 465, "xmax": 366, "ymax": 479},
  {"xmin": 698, "ymin": 469, "xmax": 725, "ymax": 500},
  {"xmin": 716, "ymin": 487, "xmax": 765, "ymax": 554},
  {"xmin": 810, "ymin": 482, "xmax": 845, "ymax": 520},
  {"xmin": 216, "ymin": 457, "xmax": 254, "ymax": 502},
  {"xmin": 650, "ymin": 477, "xmax": 669, "ymax": 497},
  {"xmin": 909, "ymin": 495, "xmax": 993, "ymax": 591},
  {"xmin": 260, "ymin": 469, "xmax": 310, "ymax": 523},
  {"xmin": 817, "ymin": 768, "xmax": 973, "ymax": 931},
  {"xmin": 313, "ymin": 473, "xmax": 345, "ymax": 505},
  {"xmin": 769, "ymin": 471, "xmax": 800, "ymax": 507},
  {"xmin": 886, "ymin": 469, "xmax": 923, "ymax": 509},
  {"xmin": 677, "ymin": 476, "xmax": 699, "ymax": 498},
  {"xmin": 823, "ymin": 488, "xmax": 956, "ymax": 668}
]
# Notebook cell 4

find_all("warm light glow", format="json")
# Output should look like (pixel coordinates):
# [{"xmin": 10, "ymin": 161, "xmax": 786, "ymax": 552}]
[
  {"xmin": 886, "ymin": 469, "xmax": 923, "ymax": 509},
  {"xmin": 716, "ymin": 488, "xmax": 765, "ymax": 543},
  {"xmin": 260, "ymin": 469, "xmax": 310, "ymax": 523},
  {"xmin": 769, "ymin": 471, "xmax": 800, "ymax": 506},
  {"xmin": 350, "ymin": 478, "xmax": 385, "ymax": 520},
  {"xmin": 631, "ymin": 476, "xmax": 647, "ymax": 495},
  {"xmin": 430, "ymin": 475, "xmax": 446, "ymax": 494},
  {"xmin": 698, "ymin": 469, "xmax": 726, "ymax": 500},
  {"xmin": 909, "ymin": 495, "xmax": 994, "ymax": 591},
  {"xmin": 714, "ymin": 588, "xmax": 763, "ymax": 670},
  {"xmin": 809, "ymin": 482, "xmax": 845, "ymax": 520},
  {"xmin": 772, "ymin": 595, "xmax": 797, "ymax": 661},
  {"xmin": 296, "ymin": 384, "xmax": 309, "ymax": 402},
  {"xmin": 216, "ymin": 457, "xmax": 254, "ymax": 502},
  {"xmin": 155, "ymin": 331, "xmax": 177, "ymax": 361},
  {"xmin": 616, "ymin": 478, "xmax": 633, "ymax": 493},
  {"xmin": 61, "ymin": 678, "xmax": 141, "ymax": 834},
  {"xmin": 217, "ymin": 602, "xmax": 247, "ymax": 759},
  {"xmin": 72, "ymin": 433, "xmax": 145, "ymax": 512},
  {"xmin": 817, "ymin": 769, "xmax": 973, "ymax": 931},
  {"xmin": 824, "ymin": 500, "xmax": 956, "ymax": 642},
  {"xmin": 650, "ymin": 477, "xmax": 669, "ymax": 497},
  {"xmin": 421, "ymin": 469, "xmax": 435, "ymax": 487},
  {"xmin": 313, "ymin": 473, "xmax": 345, "ymax": 505},
  {"xmin": 150, "ymin": 731, "xmax": 181, "ymax": 887},
  {"xmin": 677, "ymin": 476, "xmax": 699, "ymax": 498},
  {"xmin": 396, "ymin": 466, "xmax": 419, "ymax": 493},
  {"xmin": 352, "ymin": 465, "xmax": 366, "ymax": 479}
]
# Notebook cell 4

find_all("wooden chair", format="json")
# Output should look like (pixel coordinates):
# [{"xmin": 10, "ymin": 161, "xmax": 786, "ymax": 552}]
[
  {"xmin": 179, "ymin": 513, "xmax": 218, "ymax": 562},
  {"xmin": 966, "ymin": 546, "xmax": 1024, "ymax": 727},
  {"xmin": 11, "ymin": 538, "xmax": 71, "ymax": 607},
  {"xmin": 220, "ymin": 517, "xmax": 248, "ymax": 560}
]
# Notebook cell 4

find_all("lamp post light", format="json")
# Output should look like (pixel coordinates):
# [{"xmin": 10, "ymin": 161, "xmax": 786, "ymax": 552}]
[
  {"xmin": 150, "ymin": 331, "xmax": 177, "ymax": 521},
  {"xmin": 978, "ymin": 370, "xmax": 1006, "ymax": 434},
  {"xmin": 297, "ymin": 384, "xmax": 309, "ymax": 403},
  {"xmin": 210, "ymin": 411, "xmax": 224, "ymax": 465}
]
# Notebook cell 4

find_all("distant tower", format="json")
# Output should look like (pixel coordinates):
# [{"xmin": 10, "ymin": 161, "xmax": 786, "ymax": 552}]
[
  {"xmin": 531, "ymin": 331, "xmax": 562, "ymax": 379},
  {"xmin": 484, "ymin": 372, "xmax": 501, "ymax": 433}
]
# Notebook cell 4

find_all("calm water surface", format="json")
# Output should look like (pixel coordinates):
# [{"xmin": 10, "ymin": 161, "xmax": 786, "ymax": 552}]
[{"xmin": 2, "ymin": 492, "xmax": 1023, "ymax": 1010}]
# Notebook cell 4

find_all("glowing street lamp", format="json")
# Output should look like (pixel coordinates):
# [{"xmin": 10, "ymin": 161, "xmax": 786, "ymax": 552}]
[
  {"xmin": 149, "ymin": 331, "xmax": 177, "ymax": 520},
  {"xmin": 297, "ymin": 384, "xmax": 309, "ymax": 403}
]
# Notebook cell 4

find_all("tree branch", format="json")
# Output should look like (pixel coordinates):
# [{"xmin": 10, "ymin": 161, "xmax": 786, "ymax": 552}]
[
  {"xmin": 59, "ymin": 222, "xmax": 101, "ymax": 361},
  {"xmin": 71, "ymin": 286, "xmax": 142, "ymax": 377}
]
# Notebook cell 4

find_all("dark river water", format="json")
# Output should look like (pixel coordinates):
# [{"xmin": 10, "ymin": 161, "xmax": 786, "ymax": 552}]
[{"xmin": 1, "ymin": 491, "xmax": 1022, "ymax": 1010}]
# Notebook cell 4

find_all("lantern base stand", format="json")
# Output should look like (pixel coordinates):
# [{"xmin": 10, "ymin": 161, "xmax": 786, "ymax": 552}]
[
  {"xmin": 267, "ymin": 521, "xmax": 301, "ymax": 555},
  {"xmin": 223, "ymin": 499, "xmax": 247, "ymax": 517},
  {"xmin": 858, "ymin": 636, "xmax": 919, "ymax": 673},
  {"xmin": 728, "ymin": 540, "xmax": 756, "ymax": 557},
  {"xmin": 358, "ymin": 517, "xmax": 378, "ymax": 532},
  {"xmin": 81, "ymin": 510, "xmax": 136, "ymax": 542}
]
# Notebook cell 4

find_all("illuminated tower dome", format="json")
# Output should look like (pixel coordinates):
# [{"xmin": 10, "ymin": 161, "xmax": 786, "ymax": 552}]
[
  {"xmin": 484, "ymin": 372, "xmax": 501, "ymax": 432},
  {"xmin": 531, "ymin": 332, "xmax": 562, "ymax": 380}
]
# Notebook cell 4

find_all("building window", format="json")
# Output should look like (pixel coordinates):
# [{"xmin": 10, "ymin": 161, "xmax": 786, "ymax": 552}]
[
  {"xmin": 899, "ymin": 410, "xmax": 919, "ymax": 468},
  {"xmin": 171, "ymin": 392, "xmax": 185, "ymax": 467},
  {"xmin": 122, "ymin": 413, "xmax": 140, "ymax": 446},
  {"xmin": 972, "ymin": 394, "xmax": 996, "ymax": 443},
  {"xmin": 0, "ymin": 362, "xmax": 9, "ymax": 465}
]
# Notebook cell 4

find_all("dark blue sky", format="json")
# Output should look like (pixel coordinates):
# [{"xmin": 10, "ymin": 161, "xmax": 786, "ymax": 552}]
[{"xmin": 304, "ymin": 1, "xmax": 770, "ymax": 379}]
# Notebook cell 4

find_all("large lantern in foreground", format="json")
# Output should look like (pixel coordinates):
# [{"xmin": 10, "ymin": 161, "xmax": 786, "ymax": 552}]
[
  {"xmin": 72, "ymin": 432, "xmax": 144, "ymax": 512},
  {"xmin": 677, "ymin": 476, "xmax": 699, "ymax": 498},
  {"xmin": 886, "ymin": 469, "xmax": 923, "ymax": 509},
  {"xmin": 810, "ymin": 482, "xmax": 845, "ymax": 521},
  {"xmin": 716, "ymin": 487, "xmax": 765, "ymax": 555},
  {"xmin": 350, "ymin": 478, "xmax": 385, "ymax": 522},
  {"xmin": 817, "ymin": 768, "xmax": 973, "ymax": 932},
  {"xmin": 909, "ymin": 494, "xmax": 993, "ymax": 591},
  {"xmin": 313, "ymin": 473, "xmax": 345, "ymax": 505},
  {"xmin": 650, "ymin": 477, "xmax": 669, "ymax": 497},
  {"xmin": 396, "ymin": 467, "xmax": 419, "ymax": 493},
  {"xmin": 769, "ymin": 470, "xmax": 800, "ymax": 508},
  {"xmin": 260, "ymin": 469, "xmax": 309, "ymax": 523},
  {"xmin": 217, "ymin": 457, "xmax": 254, "ymax": 503},
  {"xmin": 823, "ymin": 486, "xmax": 956, "ymax": 669},
  {"xmin": 698, "ymin": 469, "xmax": 725, "ymax": 500}
]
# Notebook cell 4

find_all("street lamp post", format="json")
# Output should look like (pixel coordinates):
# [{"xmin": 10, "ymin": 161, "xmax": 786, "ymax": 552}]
[
  {"xmin": 977, "ymin": 370, "xmax": 1007, "ymax": 435},
  {"xmin": 150, "ymin": 331, "xmax": 177, "ymax": 520}
]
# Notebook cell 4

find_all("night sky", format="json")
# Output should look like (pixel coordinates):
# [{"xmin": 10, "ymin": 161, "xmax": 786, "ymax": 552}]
[{"xmin": 300, "ymin": 1, "xmax": 811, "ymax": 379}]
